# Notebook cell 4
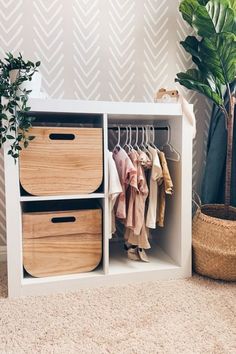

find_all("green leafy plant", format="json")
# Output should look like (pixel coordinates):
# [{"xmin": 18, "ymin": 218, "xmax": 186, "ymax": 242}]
[
  {"xmin": 0, "ymin": 53, "xmax": 40, "ymax": 159},
  {"xmin": 175, "ymin": 0, "xmax": 236, "ymax": 217}
]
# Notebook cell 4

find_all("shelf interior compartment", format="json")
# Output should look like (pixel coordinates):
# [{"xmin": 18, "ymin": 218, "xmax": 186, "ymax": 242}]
[
  {"xmin": 19, "ymin": 111, "xmax": 104, "ymax": 196},
  {"xmin": 107, "ymin": 113, "xmax": 181, "ymax": 124},
  {"xmin": 107, "ymin": 119, "xmax": 176, "ymax": 152},
  {"xmin": 109, "ymin": 238, "xmax": 178, "ymax": 275},
  {"xmin": 108, "ymin": 116, "xmax": 182, "ymax": 272},
  {"xmin": 21, "ymin": 199, "xmax": 103, "ymax": 279},
  {"xmin": 21, "ymin": 198, "xmax": 102, "ymax": 213},
  {"xmin": 28, "ymin": 111, "xmax": 103, "ymax": 128}
]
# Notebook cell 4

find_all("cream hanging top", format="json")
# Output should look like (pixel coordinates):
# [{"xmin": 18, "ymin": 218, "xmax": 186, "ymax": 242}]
[
  {"xmin": 146, "ymin": 146, "xmax": 163, "ymax": 229},
  {"xmin": 108, "ymin": 151, "xmax": 122, "ymax": 238}
]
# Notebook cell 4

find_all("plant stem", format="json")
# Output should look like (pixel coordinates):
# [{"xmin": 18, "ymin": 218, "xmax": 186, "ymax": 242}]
[
  {"xmin": 224, "ymin": 86, "xmax": 235, "ymax": 217},
  {"xmin": 220, "ymin": 105, "xmax": 229, "ymax": 129}
]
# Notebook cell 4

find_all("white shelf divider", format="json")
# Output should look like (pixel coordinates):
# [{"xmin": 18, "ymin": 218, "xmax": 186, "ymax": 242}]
[{"xmin": 102, "ymin": 113, "xmax": 109, "ymax": 275}]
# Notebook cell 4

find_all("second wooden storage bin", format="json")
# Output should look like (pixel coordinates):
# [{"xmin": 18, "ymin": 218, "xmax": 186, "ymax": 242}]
[{"xmin": 23, "ymin": 208, "xmax": 102, "ymax": 277}]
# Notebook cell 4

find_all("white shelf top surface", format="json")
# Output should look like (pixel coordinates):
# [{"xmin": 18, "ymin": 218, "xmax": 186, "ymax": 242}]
[{"xmin": 28, "ymin": 98, "xmax": 187, "ymax": 117}]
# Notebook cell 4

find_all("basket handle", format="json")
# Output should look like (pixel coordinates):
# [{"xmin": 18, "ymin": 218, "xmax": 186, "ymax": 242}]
[{"xmin": 192, "ymin": 190, "xmax": 202, "ymax": 210}]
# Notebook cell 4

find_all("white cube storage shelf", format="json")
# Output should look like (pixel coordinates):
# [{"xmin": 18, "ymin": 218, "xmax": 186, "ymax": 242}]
[{"xmin": 4, "ymin": 99, "xmax": 193, "ymax": 298}]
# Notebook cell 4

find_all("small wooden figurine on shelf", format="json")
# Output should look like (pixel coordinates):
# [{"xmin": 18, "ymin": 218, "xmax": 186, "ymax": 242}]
[{"xmin": 154, "ymin": 88, "xmax": 179, "ymax": 103}]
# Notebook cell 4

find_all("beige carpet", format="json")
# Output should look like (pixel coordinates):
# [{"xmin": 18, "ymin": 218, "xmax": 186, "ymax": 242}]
[{"xmin": 0, "ymin": 263, "xmax": 235, "ymax": 354}]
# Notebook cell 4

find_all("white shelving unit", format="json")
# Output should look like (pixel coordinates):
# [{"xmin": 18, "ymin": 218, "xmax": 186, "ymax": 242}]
[{"xmin": 4, "ymin": 99, "xmax": 194, "ymax": 298}]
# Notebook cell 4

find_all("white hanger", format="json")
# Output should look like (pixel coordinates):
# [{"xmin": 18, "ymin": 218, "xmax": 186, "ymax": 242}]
[
  {"xmin": 123, "ymin": 126, "xmax": 130, "ymax": 152},
  {"xmin": 144, "ymin": 125, "xmax": 148, "ymax": 147},
  {"xmin": 113, "ymin": 125, "xmax": 122, "ymax": 151},
  {"xmin": 128, "ymin": 125, "xmax": 133, "ymax": 151},
  {"xmin": 140, "ymin": 126, "xmax": 152, "ymax": 158},
  {"xmin": 140, "ymin": 126, "xmax": 147, "ymax": 151},
  {"xmin": 148, "ymin": 125, "xmax": 160, "ymax": 151},
  {"xmin": 161, "ymin": 125, "xmax": 180, "ymax": 162},
  {"xmin": 133, "ymin": 126, "xmax": 142, "ymax": 152}
]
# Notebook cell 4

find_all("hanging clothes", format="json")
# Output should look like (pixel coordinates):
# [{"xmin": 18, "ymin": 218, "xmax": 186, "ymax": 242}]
[
  {"xmin": 124, "ymin": 149, "xmax": 150, "ymax": 250},
  {"xmin": 146, "ymin": 145, "xmax": 163, "ymax": 229},
  {"xmin": 112, "ymin": 147, "xmax": 137, "ymax": 221},
  {"xmin": 125, "ymin": 149, "xmax": 138, "ymax": 230},
  {"xmin": 107, "ymin": 151, "xmax": 122, "ymax": 238},
  {"xmin": 109, "ymin": 125, "xmax": 175, "ymax": 263},
  {"xmin": 156, "ymin": 151, "xmax": 173, "ymax": 227},
  {"xmin": 138, "ymin": 150, "xmax": 152, "ymax": 169}
]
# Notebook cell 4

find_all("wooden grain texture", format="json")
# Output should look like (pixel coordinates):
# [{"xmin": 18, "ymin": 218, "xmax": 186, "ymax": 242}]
[
  {"xmin": 19, "ymin": 127, "xmax": 103, "ymax": 195},
  {"xmin": 23, "ymin": 209, "xmax": 102, "ymax": 277}
]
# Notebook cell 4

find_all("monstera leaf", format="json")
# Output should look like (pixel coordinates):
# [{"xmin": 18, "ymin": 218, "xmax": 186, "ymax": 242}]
[{"xmin": 176, "ymin": 69, "xmax": 224, "ymax": 105}]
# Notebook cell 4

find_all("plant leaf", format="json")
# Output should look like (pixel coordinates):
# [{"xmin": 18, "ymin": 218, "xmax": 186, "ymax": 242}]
[
  {"xmin": 180, "ymin": 36, "xmax": 201, "ymax": 65},
  {"xmin": 175, "ymin": 68, "xmax": 224, "ymax": 105},
  {"xmin": 198, "ymin": 0, "xmax": 209, "ymax": 4},
  {"xmin": 179, "ymin": 0, "xmax": 199, "ymax": 26},
  {"xmin": 199, "ymin": 32, "xmax": 236, "ymax": 84},
  {"xmin": 180, "ymin": 35, "xmax": 222, "ymax": 94},
  {"xmin": 228, "ymin": 0, "xmax": 236, "ymax": 13},
  {"xmin": 0, "ymin": 113, "xmax": 8, "ymax": 120},
  {"xmin": 193, "ymin": 0, "xmax": 236, "ymax": 37}
]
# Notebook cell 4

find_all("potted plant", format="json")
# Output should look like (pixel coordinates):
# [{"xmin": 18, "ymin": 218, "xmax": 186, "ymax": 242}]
[
  {"xmin": 175, "ymin": 0, "xmax": 236, "ymax": 280},
  {"xmin": 0, "ymin": 53, "xmax": 41, "ymax": 159}
]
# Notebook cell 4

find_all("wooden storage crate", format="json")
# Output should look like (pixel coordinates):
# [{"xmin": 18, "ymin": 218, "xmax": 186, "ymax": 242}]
[
  {"xmin": 23, "ymin": 208, "xmax": 102, "ymax": 277},
  {"xmin": 19, "ymin": 127, "xmax": 103, "ymax": 195}
]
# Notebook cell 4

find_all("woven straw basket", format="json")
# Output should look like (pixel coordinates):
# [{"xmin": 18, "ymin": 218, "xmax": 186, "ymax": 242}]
[{"xmin": 192, "ymin": 203, "xmax": 236, "ymax": 281}]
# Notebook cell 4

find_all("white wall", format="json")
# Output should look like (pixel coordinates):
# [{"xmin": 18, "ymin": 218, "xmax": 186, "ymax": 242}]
[{"xmin": 0, "ymin": 0, "xmax": 211, "ymax": 250}]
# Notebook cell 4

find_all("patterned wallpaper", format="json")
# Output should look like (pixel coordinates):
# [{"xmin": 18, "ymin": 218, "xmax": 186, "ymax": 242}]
[{"xmin": 0, "ymin": 0, "xmax": 211, "ymax": 250}]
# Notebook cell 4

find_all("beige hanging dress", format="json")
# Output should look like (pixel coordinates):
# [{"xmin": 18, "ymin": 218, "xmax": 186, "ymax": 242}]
[
  {"xmin": 113, "ymin": 147, "xmax": 137, "ymax": 221},
  {"xmin": 156, "ymin": 151, "xmax": 173, "ymax": 227},
  {"xmin": 125, "ymin": 150, "xmax": 150, "ymax": 249}
]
